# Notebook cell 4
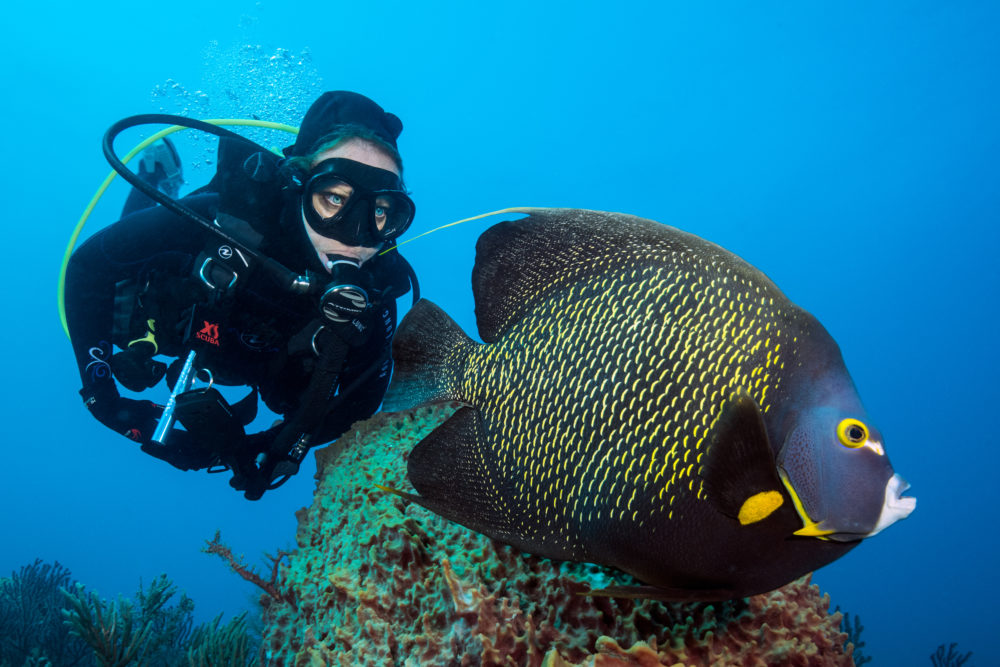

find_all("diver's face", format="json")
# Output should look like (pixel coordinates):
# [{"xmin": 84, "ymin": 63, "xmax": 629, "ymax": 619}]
[{"xmin": 305, "ymin": 139, "xmax": 401, "ymax": 269}]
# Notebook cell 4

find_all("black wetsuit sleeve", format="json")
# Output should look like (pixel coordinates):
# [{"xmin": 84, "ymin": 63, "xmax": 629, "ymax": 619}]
[
  {"xmin": 64, "ymin": 195, "xmax": 218, "ymax": 444},
  {"xmin": 313, "ymin": 298, "xmax": 397, "ymax": 443}
]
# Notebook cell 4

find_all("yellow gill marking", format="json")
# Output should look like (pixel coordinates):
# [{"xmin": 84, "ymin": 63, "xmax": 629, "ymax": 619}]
[
  {"xmin": 737, "ymin": 490, "xmax": 785, "ymax": 525},
  {"xmin": 778, "ymin": 469, "xmax": 836, "ymax": 538}
]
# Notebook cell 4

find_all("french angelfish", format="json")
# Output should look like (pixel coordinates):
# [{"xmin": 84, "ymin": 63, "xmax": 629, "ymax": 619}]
[{"xmin": 384, "ymin": 208, "xmax": 915, "ymax": 600}]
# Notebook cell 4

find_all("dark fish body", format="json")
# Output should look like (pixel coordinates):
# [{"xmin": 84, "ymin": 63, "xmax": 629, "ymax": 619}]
[{"xmin": 386, "ymin": 208, "xmax": 914, "ymax": 600}]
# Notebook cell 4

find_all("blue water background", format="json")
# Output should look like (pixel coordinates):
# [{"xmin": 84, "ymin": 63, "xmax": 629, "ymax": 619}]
[{"xmin": 1, "ymin": 1, "xmax": 997, "ymax": 664}]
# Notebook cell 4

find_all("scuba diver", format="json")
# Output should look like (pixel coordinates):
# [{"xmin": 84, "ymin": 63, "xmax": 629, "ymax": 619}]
[{"xmin": 64, "ymin": 91, "xmax": 418, "ymax": 500}]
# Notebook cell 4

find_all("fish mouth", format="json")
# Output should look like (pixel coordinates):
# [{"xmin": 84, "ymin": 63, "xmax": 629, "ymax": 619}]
[
  {"xmin": 867, "ymin": 473, "xmax": 916, "ymax": 536},
  {"xmin": 818, "ymin": 474, "xmax": 916, "ymax": 542}
]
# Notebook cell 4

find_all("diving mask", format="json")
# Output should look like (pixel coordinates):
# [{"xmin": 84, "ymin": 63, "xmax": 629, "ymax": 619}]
[{"xmin": 302, "ymin": 158, "xmax": 415, "ymax": 247}]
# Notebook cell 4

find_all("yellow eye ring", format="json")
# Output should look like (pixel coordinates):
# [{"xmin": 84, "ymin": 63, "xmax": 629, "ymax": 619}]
[{"xmin": 837, "ymin": 418, "xmax": 869, "ymax": 448}]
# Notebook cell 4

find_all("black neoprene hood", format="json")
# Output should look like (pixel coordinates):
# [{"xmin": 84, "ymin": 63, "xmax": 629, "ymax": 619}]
[{"xmin": 285, "ymin": 91, "xmax": 403, "ymax": 157}]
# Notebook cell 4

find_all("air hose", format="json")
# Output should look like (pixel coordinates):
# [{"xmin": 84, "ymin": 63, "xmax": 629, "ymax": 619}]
[{"xmin": 58, "ymin": 115, "xmax": 300, "ymax": 337}]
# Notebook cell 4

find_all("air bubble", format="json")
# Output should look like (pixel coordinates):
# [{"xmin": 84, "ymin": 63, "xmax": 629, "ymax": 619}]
[{"xmin": 149, "ymin": 40, "xmax": 322, "ymax": 175}]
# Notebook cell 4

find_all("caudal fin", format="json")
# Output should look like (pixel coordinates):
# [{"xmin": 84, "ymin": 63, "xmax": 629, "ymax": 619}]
[{"xmin": 383, "ymin": 299, "xmax": 476, "ymax": 411}]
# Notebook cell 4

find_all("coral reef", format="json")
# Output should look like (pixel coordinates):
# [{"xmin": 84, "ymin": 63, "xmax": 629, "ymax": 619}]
[
  {"xmin": 62, "ymin": 572, "xmax": 257, "ymax": 667},
  {"xmin": 835, "ymin": 609, "xmax": 870, "ymax": 665},
  {"xmin": 258, "ymin": 403, "xmax": 856, "ymax": 665},
  {"xmin": 204, "ymin": 531, "xmax": 294, "ymax": 608},
  {"xmin": 62, "ymin": 573, "xmax": 194, "ymax": 667},
  {"xmin": 185, "ymin": 613, "xmax": 258, "ymax": 666},
  {"xmin": 0, "ymin": 560, "xmax": 255, "ymax": 667},
  {"xmin": 63, "ymin": 583, "xmax": 154, "ymax": 667},
  {"xmin": 931, "ymin": 643, "xmax": 973, "ymax": 667},
  {"xmin": 0, "ymin": 559, "xmax": 93, "ymax": 667}
]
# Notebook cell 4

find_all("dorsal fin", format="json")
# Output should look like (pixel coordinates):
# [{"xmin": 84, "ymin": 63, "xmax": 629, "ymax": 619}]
[
  {"xmin": 383, "ymin": 299, "xmax": 475, "ymax": 412},
  {"xmin": 471, "ymin": 209, "xmax": 664, "ymax": 342},
  {"xmin": 471, "ymin": 208, "xmax": 787, "ymax": 343}
]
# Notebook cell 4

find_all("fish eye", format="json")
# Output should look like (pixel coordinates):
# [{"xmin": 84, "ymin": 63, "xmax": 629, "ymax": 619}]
[{"xmin": 837, "ymin": 418, "xmax": 869, "ymax": 448}]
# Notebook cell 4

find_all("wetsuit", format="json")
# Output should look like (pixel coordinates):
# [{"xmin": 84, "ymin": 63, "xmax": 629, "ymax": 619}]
[{"xmin": 65, "ymin": 191, "xmax": 402, "ymax": 474}]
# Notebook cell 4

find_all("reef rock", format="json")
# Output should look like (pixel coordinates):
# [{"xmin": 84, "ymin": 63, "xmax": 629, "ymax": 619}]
[{"xmin": 260, "ymin": 403, "xmax": 856, "ymax": 666}]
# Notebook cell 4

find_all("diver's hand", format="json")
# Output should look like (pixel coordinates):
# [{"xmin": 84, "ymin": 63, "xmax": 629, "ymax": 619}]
[
  {"xmin": 110, "ymin": 342, "xmax": 167, "ymax": 392},
  {"xmin": 140, "ymin": 430, "xmax": 218, "ymax": 471},
  {"xmin": 229, "ymin": 452, "xmax": 298, "ymax": 501},
  {"xmin": 81, "ymin": 385, "xmax": 211, "ymax": 471},
  {"xmin": 81, "ymin": 386, "xmax": 162, "ymax": 444},
  {"xmin": 227, "ymin": 429, "xmax": 277, "ymax": 498}
]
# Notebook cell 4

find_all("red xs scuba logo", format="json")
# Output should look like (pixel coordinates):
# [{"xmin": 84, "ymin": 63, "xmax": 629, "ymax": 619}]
[{"xmin": 196, "ymin": 321, "xmax": 221, "ymax": 346}]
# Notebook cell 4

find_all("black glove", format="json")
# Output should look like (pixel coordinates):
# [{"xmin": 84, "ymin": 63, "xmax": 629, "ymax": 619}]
[
  {"xmin": 227, "ymin": 426, "xmax": 284, "ymax": 499},
  {"xmin": 82, "ymin": 382, "xmax": 216, "ymax": 471},
  {"xmin": 82, "ymin": 385, "xmax": 162, "ymax": 443},
  {"xmin": 144, "ymin": 389, "xmax": 263, "ymax": 472},
  {"xmin": 110, "ymin": 342, "xmax": 167, "ymax": 392},
  {"xmin": 141, "ymin": 431, "xmax": 220, "ymax": 471}
]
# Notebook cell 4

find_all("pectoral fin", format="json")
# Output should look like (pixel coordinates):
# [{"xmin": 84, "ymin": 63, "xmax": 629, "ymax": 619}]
[{"xmin": 701, "ymin": 392, "xmax": 787, "ymax": 526}]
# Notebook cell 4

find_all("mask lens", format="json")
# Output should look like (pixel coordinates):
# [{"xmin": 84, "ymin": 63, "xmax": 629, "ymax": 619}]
[
  {"xmin": 303, "ymin": 158, "xmax": 415, "ymax": 245},
  {"xmin": 372, "ymin": 191, "xmax": 415, "ymax": 240},
  {"xmin": 310, "ymin": 177, "xmax": 354, "ymax": 223}
]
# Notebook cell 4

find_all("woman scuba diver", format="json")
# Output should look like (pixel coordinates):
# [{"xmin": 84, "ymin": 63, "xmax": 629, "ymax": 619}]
[{"xmin": 64, "ymin": 91, "xmax": 418, "ymax": 500}]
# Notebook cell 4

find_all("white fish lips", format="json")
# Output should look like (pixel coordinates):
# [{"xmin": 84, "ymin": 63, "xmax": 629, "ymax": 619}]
[{"xmin": 866, "ymin": 473, "xmax": 917, "ymax": 537}]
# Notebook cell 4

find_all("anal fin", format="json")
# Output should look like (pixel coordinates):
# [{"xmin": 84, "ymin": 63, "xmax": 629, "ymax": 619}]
[{"xmin": 404, "ymin": 406, "xmax": 518, "ymax": 540}]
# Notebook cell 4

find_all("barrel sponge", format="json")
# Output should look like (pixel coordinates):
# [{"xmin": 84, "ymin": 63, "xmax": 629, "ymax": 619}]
[{"xmin": 259, "ymin": 403, "xmax": 856, "ymax": 666}]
